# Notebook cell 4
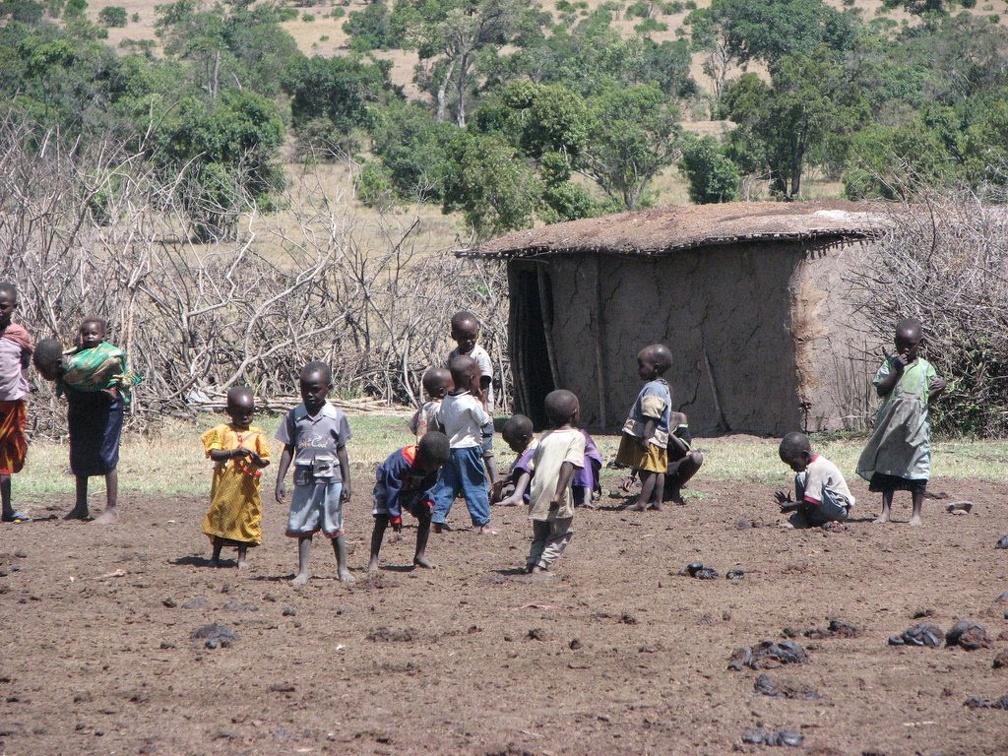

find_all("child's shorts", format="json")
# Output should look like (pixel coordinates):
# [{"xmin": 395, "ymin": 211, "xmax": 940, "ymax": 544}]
[
  {"xmin": 615, "ymin": 434, "xmax": 667, "ymax": 473},
  {"xmin": 286, "ymin": 480, "xmax": 344, "ymax": 539}
]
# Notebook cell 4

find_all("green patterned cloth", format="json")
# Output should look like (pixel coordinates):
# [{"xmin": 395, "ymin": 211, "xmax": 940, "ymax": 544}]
[{"xmin": 57, "ymin": 342, "xmax": 142, "ymax": 404}]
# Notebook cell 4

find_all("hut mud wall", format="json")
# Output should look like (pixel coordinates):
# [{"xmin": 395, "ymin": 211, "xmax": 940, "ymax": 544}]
[{"xmin": 511, "ymin": 244, "xmax": 816, "ymax": 434}]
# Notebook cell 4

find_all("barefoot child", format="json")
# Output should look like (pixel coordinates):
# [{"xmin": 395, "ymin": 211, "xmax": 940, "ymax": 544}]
[
  {"xmin": 856, "ymin": 318, "xmax": 945, "ymax": 526},
  {"xmin": 201, "ymin": 387, "xmax": 271, "ymax": 568},
  {"xmin": 0, "ymin": 283, "xmax": 33, "ymax": 523},
  {"xmin": 430, "ymin": 355, "xmax": 498, "ymax": 534},
  {"xmin": 410, "ymin": 366, "xmax": 452, "ymax": 441},
  {"xmin": 495, "ymin": 414, "xmax": 537, "ymax": 507},
  {"xmin": 525, "ymin": 390, "xmax": 584, "ymax": 573},
  {"xmin": 448, "ymin": 310, "xmax": 499, "ymax": 486},
  {"xmin": 274, "ymin": 361, "xmax": 354, "ymax": 584},
  {"xmin": 664, "ymin": 411, "xmax": 704, "ymax": 504},
  {"xmin": 33, "ymin": 319, "xmax": 142, "ymax": 523},
  {"xmin": 615, "ymin": 344, "xmax": 673, "ymax": 511},
  {"xmin": 368, "ymin": 430, "xmax": 451, "ymax": 571},
  {"xmin": 776, "ymin": 431, "xmax": 853, "ymax": 529}
]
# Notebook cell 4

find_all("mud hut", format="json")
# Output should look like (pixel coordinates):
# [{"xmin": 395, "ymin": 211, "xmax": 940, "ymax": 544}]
[{"xmin": 465, "ymin": 201, "xmax": 891, "ymax": 435}]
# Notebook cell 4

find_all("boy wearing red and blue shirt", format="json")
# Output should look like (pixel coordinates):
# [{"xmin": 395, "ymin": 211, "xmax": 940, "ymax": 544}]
[{"xmin": 368, "ymin": 431, "xmax": 451, "ymax": 571}]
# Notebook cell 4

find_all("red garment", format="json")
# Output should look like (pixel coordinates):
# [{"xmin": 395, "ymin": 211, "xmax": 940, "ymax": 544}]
[{"xmin": 0, "ymin": 400, "xmax": 28, "ymax": 475}]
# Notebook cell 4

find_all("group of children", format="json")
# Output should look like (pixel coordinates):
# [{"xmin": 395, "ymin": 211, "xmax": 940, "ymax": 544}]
[{"xmin": 0, "ymin": 285, "xmax": 947, "ymax": 579}]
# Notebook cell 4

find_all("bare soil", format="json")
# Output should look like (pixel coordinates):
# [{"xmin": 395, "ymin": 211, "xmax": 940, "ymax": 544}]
[{"xmin": 2, "ymin": 472, "xmax": 1008, "ymax": 754}]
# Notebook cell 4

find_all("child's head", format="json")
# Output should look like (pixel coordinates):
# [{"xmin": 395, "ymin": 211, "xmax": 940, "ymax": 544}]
[
  {"xmin": 637, "ymin": 344, "xmax": 672, "ymax": 380},
  {"xmin": 894, "ymin": 318, "xmax": 923, "ymax": 361},
  {"xmin": 79, "ymin": 317, "xmax": 106, "ymax": 350},
  {"xmin": 0, "ymin": 282, "xmax": 18, "ymax": 328},
  {"xmin": 421, "ymin": 366, "xmax": 453, "ymax": 401},
  {"xmin": 33, "ymin": 338, "xmax": 64, "ymax": 380},
  {"xmin": 778, "ymin": 431, "xmax": 813, "ymax": 473},
  {"xmin": 544, "ymin": 389, "xmax": 579, "ymax": 428},
  {"xmin": 447, "ymin": 354, "xmax": 479, "ymax": 394},
  {"xmin": 226, "ymin": 386, "xmax": 255, "ymax": 430},
  {"xmin": 415, "ymin": 430, "xmax": 451, "ymax": 472},
  {"xmin": 299, "ymin": 361, "xmax": 332, "ymax": 414},
  {"xmin": 501, "ymin": 414, "xmax": 534, "ymax": 454},
  {"xmin": 450, "ymin": 310, "xmax": 480, "ymax": 355}
]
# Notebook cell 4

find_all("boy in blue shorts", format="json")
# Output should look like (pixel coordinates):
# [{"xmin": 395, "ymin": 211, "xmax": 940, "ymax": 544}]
[
  {"xmin": 275, "ymin": 361, "xmax": 354, "ymax": 585},
  {"xmin": 368, "ymin": 431, "xmax": 451, "ymax": 572},
  {"xmin": 776, "ymin": 431, "xmax": 854, "ymax": 529}
]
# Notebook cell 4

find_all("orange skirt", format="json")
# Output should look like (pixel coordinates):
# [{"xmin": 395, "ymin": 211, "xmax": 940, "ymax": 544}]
[
  {"xmin": 616, "ymin": 434, "xmax": 667, "ymax": 473},
  {"xmin": 0, "ymin": 400, "xmax": 27, "ymax": 475}
]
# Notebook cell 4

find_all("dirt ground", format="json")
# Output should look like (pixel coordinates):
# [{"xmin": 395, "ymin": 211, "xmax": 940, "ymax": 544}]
[{"xmin": 2, "ymin": 467, "xmax": 1008, "ymax": 755}]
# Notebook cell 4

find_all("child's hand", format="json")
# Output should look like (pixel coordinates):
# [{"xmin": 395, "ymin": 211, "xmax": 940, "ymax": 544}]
[
  {"xmin": 774, "ymin": 490, "xmax": 793, "ymax": 505},
  {"xmin": 340, "ymin": 485, "xmax": 351, "ymax": 502},
  {"xmin": 275, "ymin": 484, "xmax": 287, "ymax": 505},
  {"xmin": 890, "ymin": 352, "xmax": 909, "ymax": 373}
]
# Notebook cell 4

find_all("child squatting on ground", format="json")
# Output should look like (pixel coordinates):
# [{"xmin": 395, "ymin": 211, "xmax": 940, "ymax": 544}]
[
  {"xmin": 33, "ymin": 319, "xmax": 142, "ymax": 524},
  {"xmin": 275, "ymin": 361, "xmax": 354, "ymax": 585},
  {"xmin": 431, "ymin": 354, "xmax": 498, "ymax": 535},
  {"xmin": 856, "ymin": 318, "xmax": 945, "ymax": 526},
  {"xmin": 0, "ymin": 282, "xmax": 32, "ymax": 524},
  {"xmin": 525, "ymin": 389, "xmax": 584, "ymax": 573},
  {"xmin": 616, "ymin": 344, "xmax": 674, "ymax": 511},
  {"xmin": 410, "ymin": 367, "xmax": 452, "ymax": 442},
  {"xmin": 368, "ymin": 430, "xmax": 451, "ymax": 572},
  {"xmin": 448, "ymin": 310, "xmax": 499, "ymax": 486},
  {"xmin": 776, "ymin": 431, "xmax": 854, "ymax": 529},
  {"xmin": 201, "ymin": 386, "xmax": 271, "ymax": 569},
  {"xmin": 495, "ymin": 414, "xmax": 537, "ymax": 507}
]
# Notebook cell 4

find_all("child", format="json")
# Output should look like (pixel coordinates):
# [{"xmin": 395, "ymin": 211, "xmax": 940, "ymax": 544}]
[
  {"xmin": 776, "ymin": 431, "xmax": 854, "ymax": 529},
  {"xmin": 201, "ymin": 386, "xmax": 271, "ymax": 568},
  {"xmin": 274, "ymin": 361, "xmax": 354, "ymax": 585},
  {"xmin": 525, "ymin": 390, "xmax": 584, "ymax": 573},
  {"xmin": 0, "ymin": 282, "xmax": 32, "ymax": 523},
  {"xmin": 495, "ymin": 414, "xmax": 537, "ymax": 507},
  {"xmin": 448, "ymin": 310, "xmax": 499, "ymax": 486},
  {"xmin": 572, "ymin": 429, "xmax": 603, "ymax": 508},
  {"xmin": 856, "ymin": 318, "xmax": 945, "ymax": 526},
  {"xmin": 410, "ymin": 366, "xmax": 452, "ymax": 441},
  {"xmin": 664, "ymin": 411, "xmax": 704, "ymax": 504},
  {"xmin": 430, "ymin": 355, "xmax": 497, "ymax": 534},
  {"xmin": 368, "ymin": 430, "xmax": 451, "ymax": 572},
  {"xmin": 33, "ymin": 319, "xmax": 142, "ymax": 524},
  {"xmin": 615, "ymin": 344, "xmax": 673, "ymax": 512}
]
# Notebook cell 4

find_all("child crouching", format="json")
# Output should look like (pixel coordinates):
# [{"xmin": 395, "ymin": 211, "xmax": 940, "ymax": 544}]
[{"xmin": 776, "ymin": 432, "xmax": 854, "ymax": 529}]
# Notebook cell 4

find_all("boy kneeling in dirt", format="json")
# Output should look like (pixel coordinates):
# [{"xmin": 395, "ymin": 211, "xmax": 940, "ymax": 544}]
[
  {"xmin": 369, "ymin": 431, "xmax": 451, "ymax": 571},
  {"xmin": 776, "ymin": 432, "xmax": 854, "ymax": 529}
]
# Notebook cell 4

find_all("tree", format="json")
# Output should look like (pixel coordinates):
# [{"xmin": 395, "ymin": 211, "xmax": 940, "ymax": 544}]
[
  {"xmin": 581, "ymin": 85, "xmax": 681, "ymax": 209},
  {"xmin": 679, "ymin": 134, "xmax": 740, "ymax": 204},
  {"xmin": 98, "ymin": 5, "xmax": 127, "ymax": 27}
]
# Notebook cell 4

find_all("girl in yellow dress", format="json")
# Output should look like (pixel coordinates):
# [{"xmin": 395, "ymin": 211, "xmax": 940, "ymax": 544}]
[{"xmin": 201, "ymin": 387, "xmax": 271, "ymax": 568}]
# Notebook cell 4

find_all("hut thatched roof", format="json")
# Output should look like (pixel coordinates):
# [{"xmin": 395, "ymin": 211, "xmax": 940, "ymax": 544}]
[{"xmin": 462, "ymin": 200, "xmax": 892, "ymax": 259}]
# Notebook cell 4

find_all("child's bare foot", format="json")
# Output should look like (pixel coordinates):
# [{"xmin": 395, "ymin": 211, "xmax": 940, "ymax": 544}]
[
  {"xmin": 413, "ymin": 555, "xmax": 434, "ymax": 569},
  {"xmin": 291, "ymin": 572, "xmax": 309, "ymax": 586},
  {"xmin": 432, "ymin": 522, "xmax": 451, "ymax": 534},
  {"xmin": 479, "ymin": 524, "xmax": 499, "ymax": 535},
  {"xmin": 873, "ymin": 513, "xmax": 891, "ymax": 524},
  {"xmin": 237, "ymin": 559, "xmax": 250, "ymax": 570},
  {"xmin": 64, "ymin": 507, "xmax": 92, "ymax": 521},
  {"xmin": 909, "ymin": 514, "xmax": 923, "ymax": 526},
  {"xmin": 367, "ymin": 557, "xmax": 380, "ymax": 572},
  {"xmin": 531, "ymin": 565, "xmax": 544, "ymax": 574},
  {"xmin": 628, "ymin": 499, "xmax": 647, "ymax": 511},
  {"xmin": 93, "ymin": 508, "xmax": 118, "ymax": 524},
  {"xmin": 337, "ymin": 568, "xmax": 354, "ymax": 583},
  {"xmin": 647, "ymin": 502, "xmax": 662, "ymax": 511},
  {"xmin": 209, "ymin": 557, "xmax": 221, "ymax": 568}
]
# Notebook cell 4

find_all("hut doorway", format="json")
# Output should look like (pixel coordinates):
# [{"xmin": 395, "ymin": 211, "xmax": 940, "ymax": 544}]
[{"xmin": 509, "ymin": 265, "xmax": 555, "ymax": 429}]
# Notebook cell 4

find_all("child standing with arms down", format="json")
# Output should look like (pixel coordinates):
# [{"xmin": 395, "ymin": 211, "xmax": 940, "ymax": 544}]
[
  {"xmin": 201, "ymin": 387, "xmax": 271, "ymax": 568},
  {"xmin": 431, "ymin": 355, "xmax": 498, "ymax": 534},
  {"xmin": 448, "ymin": 310, "xmax": 499, "ymax": 486},
  {"xmin": 616, "ymin": 344, "xmax": 673, "ymax": 512},
  {"xmin": 776, "ymin": 431, "xmax": 854, "ymax": 529},
  {"xmin": 525, "ymin": 390, "xmax": 584, "ymax": 573},
  {"xmin": 857, "ymin": 318, "xmax": 945, "ymax": 526},
  {"xmin": 368, "ymin": 430, "xmax": 451, "ymax": 571},
  {"xmin": 275, "ymin": 361, "xmax": 354, "ymax": 584},
  {"xmin": 410, "ymin": 367, "xmax": 452, "ymax": 441},
  {"xmin": 33, "ymin": 319, "xmax": 142, "ymax": 524},
  {"xmin": 0, "ymin": 282, "xmax": 33, "ymax": 523}
]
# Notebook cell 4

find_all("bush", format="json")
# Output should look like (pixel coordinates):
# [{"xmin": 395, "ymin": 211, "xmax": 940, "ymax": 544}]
[
  {"xmin": 679, "ymin": 135, "xmax": 740, "ymax": 204},
  {"xmin": 98, "ymin": 5, "xmax": 126, "ymax": 26},
  {"xmin": 355, "ymin": 160, "xmax": 395, "ymax": 210}
]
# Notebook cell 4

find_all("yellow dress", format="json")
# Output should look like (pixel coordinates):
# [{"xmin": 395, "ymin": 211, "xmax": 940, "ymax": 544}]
[{"xmin": 201, "ymin": 424, "xmax": 271, "ymax": 547}]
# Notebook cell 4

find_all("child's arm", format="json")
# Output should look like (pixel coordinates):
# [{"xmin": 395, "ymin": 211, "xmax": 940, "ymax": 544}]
[
  {"xmin": 875, "ymin": 355, "xmax": 905, "ymax": 397},
  {"xmin": 338, "ymin": 445, "xmax": 351, "ymax": 502},
  {"xmin": 274, "ymin": 445, "xmax": 294, "ymax": 503},
  {"xmin": 499, "ymin": 471, "xmax": 531, "ymax": 507},
  {"xmin": 928, "ymin": 374, "xmax": 946, "ymax": 401},
  {"xmin": 551, "ymin": 461, "xmax": 576, "ymax": 508}
]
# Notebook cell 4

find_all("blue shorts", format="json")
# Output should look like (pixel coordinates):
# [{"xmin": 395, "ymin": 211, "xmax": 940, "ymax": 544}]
[{"xmin": 286, "ymin": 480, "xmax": 344, "ymax": 538}]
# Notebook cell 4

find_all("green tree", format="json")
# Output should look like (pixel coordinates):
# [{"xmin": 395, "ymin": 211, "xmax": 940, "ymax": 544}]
[
  {"xmin": 679, "ymin": 134, "xmax": 740, "ymax": 204},
  {"xmin": 98, "ymin": 5, "xmax": 127, "ymax": 26},
  {"xmin": 368, "ymin": 99, "xmax": 456, "ymax": 201},
  {"xmin": 581, "ymin": 85, "xmax": 681, "ymax": 209}
]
